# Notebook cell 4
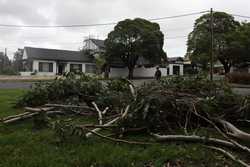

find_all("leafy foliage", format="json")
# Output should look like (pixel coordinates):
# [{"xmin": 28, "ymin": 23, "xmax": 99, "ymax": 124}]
[
  {"xmin": 119, "ymin": 76, "xmax": 247, "ymax": 132},
  {"xmin": 187, "ymin": 12, "xmax": 240, "ymax": 73},
  {"xmin": 105, "ymin": 18, "xmax": 166, "ymax": 79},
  {"xmin": 16, "ymin": 73, "xmax": 133, "ymax": 112}
]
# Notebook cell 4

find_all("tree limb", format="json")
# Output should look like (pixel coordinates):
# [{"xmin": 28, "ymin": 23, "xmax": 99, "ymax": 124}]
[
  {"xmin": 206, "ymin": 146, "xmax": 250, "ymax": 167},
  {"xmin": 152, "ymin": 134, "xmax": 236, "ymax": 149}
]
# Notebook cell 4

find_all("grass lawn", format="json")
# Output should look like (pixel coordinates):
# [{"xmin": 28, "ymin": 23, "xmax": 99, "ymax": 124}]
[{"xmin": 0, "ymin": 89, "xmax": 244, "ymax": 167}]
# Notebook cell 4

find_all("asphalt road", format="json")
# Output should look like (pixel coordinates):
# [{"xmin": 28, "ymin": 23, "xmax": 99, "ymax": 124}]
[
  {"xmin": 1, "ymin": 80, "xmax": 250, "ymax": 96},
  {"xmin": 0, "ymin": 82, "xmax": 34, "ymax": 89}
]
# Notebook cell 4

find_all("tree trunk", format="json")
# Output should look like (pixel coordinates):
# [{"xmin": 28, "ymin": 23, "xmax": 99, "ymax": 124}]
[
  {"xmin": 224, "ymin": 64, "xmax": 231, "ymax": 74},
  {"xmin": 104, "ymin": 65, "xmax": 110, "ymax": 79},
  {"xmin": 128, "ymin": 67, "xmax": 134, "ymax": 80}
]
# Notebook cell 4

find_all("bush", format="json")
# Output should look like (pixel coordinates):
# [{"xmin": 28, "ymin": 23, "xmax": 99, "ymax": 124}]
[
  {"xmin": 16, "ymin": 73, "xmax": 104, "ymax": 107},
  {"xmin": 226, "ymin": 72, "xmax": 250, "ymax": 84},
  {"xmin": 16, "ymin": 74, "xmax": 133, "ymax": 111}
]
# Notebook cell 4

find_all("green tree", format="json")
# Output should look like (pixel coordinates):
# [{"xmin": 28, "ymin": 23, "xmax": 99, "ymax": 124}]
[
  {"xmin": 187, "ymin": 12, "xmax": 240, "ymax": 73},
  {"xmin": 228, "ymin": 23, "xmax": 250, "ymax": 65},
  {"xmin": 105, "ymin": 18, "xmax": 166, "ymax": 79}
]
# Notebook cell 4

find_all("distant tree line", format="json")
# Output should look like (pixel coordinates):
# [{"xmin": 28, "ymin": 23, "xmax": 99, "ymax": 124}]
[{"xmin": 0, "ymin": 49, "xmax": 23, "ymax": 75}]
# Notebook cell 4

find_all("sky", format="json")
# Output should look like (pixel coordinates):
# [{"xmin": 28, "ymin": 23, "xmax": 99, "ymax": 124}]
[{"xmin": 0, "ymin": 0, "xmax": 249, "ymax": 59}]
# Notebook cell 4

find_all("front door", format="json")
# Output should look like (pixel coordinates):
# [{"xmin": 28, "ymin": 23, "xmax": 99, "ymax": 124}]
[
  {"xmin": 173, "ymin": 65, "xmax": 180, "ymax": 75},
  {"xmin": 58, "ymin": 63, "xmax": 66, "ymax": 75}
]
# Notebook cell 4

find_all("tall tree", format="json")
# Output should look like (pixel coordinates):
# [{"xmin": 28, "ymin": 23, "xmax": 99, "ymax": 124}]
[
  {"xmin": 187, "ymin": 12, "xmax": 240, "ymax": 73},
  {"xmin": 228, "ymin": 23, "xmax": 250, "ymax": 65},
  {"xmin": 13, "ymin": 49, "xmax": 24, "ymax": 72},
  {"xmin": 105, "ymin": 18, "xmax": 166, "ymax": 79}
]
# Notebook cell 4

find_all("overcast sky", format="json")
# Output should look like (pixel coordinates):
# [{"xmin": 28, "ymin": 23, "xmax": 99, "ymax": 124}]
[{"xmin": 0, "ymin": 0, "xmax": 249, "ymax": 59}]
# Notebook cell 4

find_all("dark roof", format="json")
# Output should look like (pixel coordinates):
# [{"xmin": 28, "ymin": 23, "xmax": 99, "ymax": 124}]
[
  {"xmin": 109, "ymin": 56, "xmax": 157, "ymax": 68},
  {"xmin": 90, "ymin": 39, "xmax": 105, "ymax": 49},
  {"xmin": 24, "ymin": 47, "xmax": 94, "ymax": 63},
  {"xmin": 168, "ymin": 57, "xmax": 184, "ymax": 63}
]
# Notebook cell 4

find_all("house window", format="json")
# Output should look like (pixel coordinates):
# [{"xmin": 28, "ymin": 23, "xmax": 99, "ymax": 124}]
[
  {"xmin": 85, "ymin": 64, "xmax": 96, "ymax": 73},
  {"xmin": 38, "ymin": 62, "xmax": 53, "ymax": 72},
  {"xmin": 70, "ymin": 64, "xmax": 82, "ymax": 72}
]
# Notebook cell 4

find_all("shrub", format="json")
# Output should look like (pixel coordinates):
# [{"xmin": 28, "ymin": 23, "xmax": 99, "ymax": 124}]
[
  {"xmin": 16, "ymin": 74, "xmax": 133, "ymax": 111},
  {"xmin": 16, "ymin": 73, "xmax": 104, "ymax": 107}
]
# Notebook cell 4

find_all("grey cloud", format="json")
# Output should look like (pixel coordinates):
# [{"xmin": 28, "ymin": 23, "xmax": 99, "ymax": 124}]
[{"xmin": 0, "ymin": 0, "xmax": 249, "ymax": 59}]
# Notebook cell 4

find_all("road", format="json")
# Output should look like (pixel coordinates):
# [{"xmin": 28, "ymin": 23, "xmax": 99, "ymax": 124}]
[
  {"xmin": 0, "ymin": 82, "xmax": 34, "ymax": 89},
  {"xmin": 1, "ymin": 80, "xmax": 250, "ymax": 96}
]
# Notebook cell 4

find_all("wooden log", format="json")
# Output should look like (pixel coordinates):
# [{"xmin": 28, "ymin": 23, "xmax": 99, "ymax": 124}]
[
  {"xmin": 219, "ymin": 119, "xmax": 250, "ymax": 141},
  {"xmin": 24, "ymin": 107, "xmax": 54, "ymax": 112},
  {"xmin": 85, "ymin": 117, "xmax": 120, "ymax": 138},
  {"xmin": 45, "ymin": 104, "xmax": 94, "ymax": 111},
  {"xmin": 2, "ymin": 112, "xmax": 31, "ymax": 121},
  {"xmin": 3, "ymin": 111, "xmax": 64, "ymax": 124},
  {"xmin": 3, "ymin": 112, "xmax": 39, "ymax": 124}
]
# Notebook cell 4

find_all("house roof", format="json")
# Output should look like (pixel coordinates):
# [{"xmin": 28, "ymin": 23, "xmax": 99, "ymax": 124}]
[
  {"xmin": 168, "ymin": 57, "xmax": 184, "ymax": 62},
  {"xmin": 24, "ymin": 47, "xmax": 94, "ymax": 63},
  {"xmin": 108, "ymin": 56, "xmax": 158, "ymax": 68},
  {"xmin": 89, "ymin": 39, "xmax": 105, "ymax": 49}
]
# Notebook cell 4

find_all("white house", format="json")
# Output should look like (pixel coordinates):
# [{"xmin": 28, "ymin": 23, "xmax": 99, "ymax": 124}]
[
  {"xmin": 167, "ymin": 57, "xmax": 184, "ymax": 76},
  {"xmin": 20, "ymin": 39, "xmax": 184, "ymax": 78},
  {"xmin": 83, "ymin": 39, "xmax": 184, "ymax": 78},
  {"xmin": 21, "ymin": 47, "xmax": 96, "ymax": 76}
]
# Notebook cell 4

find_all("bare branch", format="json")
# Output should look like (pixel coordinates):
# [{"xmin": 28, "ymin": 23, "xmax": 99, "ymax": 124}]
[
  {"xmin": 206, "ymin": 146, "xmax": 250, "ymax": 167},
  {"xmin": 152, "ymin": 134, "xmax": 236, "ymax": 149}
]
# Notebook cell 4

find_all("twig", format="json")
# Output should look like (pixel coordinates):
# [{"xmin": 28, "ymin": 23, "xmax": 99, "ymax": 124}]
[
  {"xmin": 191, "ymin": 103, "xmax": 250, "ymax": 154},
  {"xmin": 85, "ymin": 117, "xmax": 120, "ymax": 138},
  {"xmin": 2, "ymin": 112, "xmax": 31, "ymax": 121},
  {"xmin": 45, "ymin": 104, "xmax": 94, "ymax": 111},
  {"xmin": 3, "ymin": 112, "xmax": 39, "ymax": 124},
  {"xmin": 91, "ymin": 102, "xmax": 109, "ymax": 125},
  {"xmin": 85, "ymin": 128, "xmax": 153, "ymax": 145},
  {"xmin": 25, "ymin": 107, "xmax": 54, "ymax": 112},
  {"xmin": 152, "ymin": 134, "xmax": 236, "ymax": 149},
  {"xmin": 206, "ymin": 146, "xmax": 250, "ymax": 167},
  {"xmin": 122, "ymin": 105, "xmax": 130, "ymax": 118}
]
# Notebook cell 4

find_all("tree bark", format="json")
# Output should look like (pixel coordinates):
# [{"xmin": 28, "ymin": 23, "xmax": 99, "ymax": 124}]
[
  {"xmin": 128, "ymin": 67, "xmax": 134, "ymax": 80},
  {"xmin": 224, "ymin": 64, "xmax": 231, "ymax": 74}
]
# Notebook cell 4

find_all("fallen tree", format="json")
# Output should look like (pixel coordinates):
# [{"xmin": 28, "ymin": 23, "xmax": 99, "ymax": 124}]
[{"xmin": 7, "ymin": 74, "xmax": 250, "ymax": 166}]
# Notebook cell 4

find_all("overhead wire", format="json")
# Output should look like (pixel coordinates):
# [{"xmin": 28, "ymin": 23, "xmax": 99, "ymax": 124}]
[{"xmin": 0, "ymin": 10, "xmax": 209, "ymax": 29}]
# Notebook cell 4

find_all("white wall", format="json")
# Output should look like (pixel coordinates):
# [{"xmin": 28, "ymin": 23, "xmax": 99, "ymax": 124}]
[
  {"xmin": 168, "ymin": 64, "xmax": 184, "ymax": 76},
  {"xmin": 33, "ymin": 60, "xmax": 57, "ymax": 76},
  {"xmin": 110, "ymin": 67, "xmax": 167, "ymax": 78},
  {"xmin": 65, "ymin": 62, "xmax": 86, "ymax": 73}
]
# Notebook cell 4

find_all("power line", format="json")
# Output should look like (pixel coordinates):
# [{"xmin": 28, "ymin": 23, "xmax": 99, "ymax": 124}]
[
  {"xmin": 149, "ymin": 11, "xmax": 209, "ymax": 21},
  {"xmin": 0, "ymin": 10, "xmax": 209, "ymax": 29},
  {"xmin": 231, "ymin": 14, "xmax": 250, "ymax": 19},
  {"xmin": 166, "ymin": 35, "xmax": 188, "ymax": 39}
]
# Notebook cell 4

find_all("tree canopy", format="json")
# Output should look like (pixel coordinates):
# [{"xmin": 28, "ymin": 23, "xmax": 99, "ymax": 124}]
[
  {"xmin": 187, "ymin": 12, "xmax": 240, "ymax": 73},
  {"xmin": 105, "ymin": 18, "xmax": 166, "ymax": 79},
  {"xmin": 229, "ymin": 23, "xmax": 250, "ymax": 66}
]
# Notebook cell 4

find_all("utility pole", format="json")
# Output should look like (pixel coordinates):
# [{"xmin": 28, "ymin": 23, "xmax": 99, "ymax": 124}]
[
  {"xmin": 4, "ymin": 48, "xmax": 7, "ymax": 57},
  {"xmin": 210, "ymin": 8, "xmax": 214, "ymax": 81}
]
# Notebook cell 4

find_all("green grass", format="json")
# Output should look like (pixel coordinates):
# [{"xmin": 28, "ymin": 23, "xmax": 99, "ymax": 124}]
[
  {"xmin": 0, "ymin": 89, "xmax": 244, "ymax": 167},
  {"xmin": 0, "ymin": 89, "xmax": 26, "ymax": 118}
]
